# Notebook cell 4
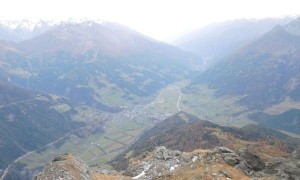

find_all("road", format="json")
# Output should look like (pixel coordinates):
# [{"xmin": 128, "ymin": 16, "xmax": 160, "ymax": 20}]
[
  {"xmin": 0, "ymin": 126, "xmax": 86, "ymax": 180},
  {"xmin": 0, "ymin": 151, "xmax": 34, "ymax": 180},
  {"xmin": 177, "ymin": 89, "xmax": 182, "ymax": 111}
]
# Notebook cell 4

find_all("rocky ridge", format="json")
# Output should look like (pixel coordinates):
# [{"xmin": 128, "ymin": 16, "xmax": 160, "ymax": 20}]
[
  {"xmin": 124, "ymin": 146, "xmax": 190, "ymax": 179},
  {"xmin": 35, "ymin": 146, "xmax": 300, "ymax": 180},
  {"xmin": 122, "ymin": 146, "xmax": 300, "ymax": 179}
]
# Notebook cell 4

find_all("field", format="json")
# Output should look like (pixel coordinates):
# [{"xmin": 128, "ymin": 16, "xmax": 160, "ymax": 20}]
[
  {"xmin": 148, "ymin": 84, "xmax": 182, "ymax": 115},
  {"xmin": 263, "ymin": 97, "xmax": 300, "ymax": 115},
  {"xmin": 179, "ymin": 84, "xmax": 257, "ymax": 127},
  {"xmin": 149, "ymin": 82, "xmax": 256, "ymax": 127},
  {"xmin": 20, "ymin": 108, "xmax": 149, "ymax": 169}
]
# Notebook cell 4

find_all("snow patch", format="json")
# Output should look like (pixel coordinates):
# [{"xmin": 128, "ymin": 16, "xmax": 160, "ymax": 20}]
[
  {"xmin": 132, "ymin": 171, "xmax": 145, "ymax": 179},
  {"xmin": 61, "ymin": 18, "xmax": 107, "ymax": 26},
  {"xmin": 170, "ymin": 166, "xmax": 175, "ymax": 171},
  {"xmin": 192, "ymin": 156, "xmax": 198, "ymax": 162}
]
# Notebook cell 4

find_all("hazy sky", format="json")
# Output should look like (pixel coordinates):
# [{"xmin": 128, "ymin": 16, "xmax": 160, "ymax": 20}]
[{"xmin": 1, "ymin": 0, "xmax": 300, "ymax": 41}]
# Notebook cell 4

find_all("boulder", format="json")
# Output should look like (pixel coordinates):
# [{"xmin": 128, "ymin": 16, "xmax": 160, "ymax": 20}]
[
  {"xmin": 238, "ymin": 148, "xmax": 265, "ymax": 171},
  {"xmin": 153, "ymin": 146, "xmax": 182, "ymax": 160},
  {"xmin": 223, "ymin": 153, "xmax": 240, "ymax": 166},
  {"xmin": 219, "ymin": 169, "xmax": 232, "ymax": 178},
  {"xmin": 215, "ymin": 147, "xmax": 234, "ymax": 153},
  {"xmin": 53, "ymin": 154, "xmax": 67, "ymax": 162}
]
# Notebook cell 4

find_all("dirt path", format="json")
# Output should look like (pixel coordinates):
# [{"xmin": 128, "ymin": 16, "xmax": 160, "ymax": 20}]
[{"xmin": 177, "ymin": 89, "xmax": 182, "ymax": 111}]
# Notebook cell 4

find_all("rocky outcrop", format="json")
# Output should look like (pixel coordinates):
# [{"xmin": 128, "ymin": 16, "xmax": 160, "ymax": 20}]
[
  {"xmin": 210, "ymin": 147, "xmax": 265, "ymax": 176},
  {"xmin": 124, "ymin": 146, "xmax": 194, "ymax": 179},
  {"xmin": 153, "ymin": 146, "xmax": 182, "ymax": 160},
  {"xmin": 33, "ymin": 153, "xmax": 91, "ymax": 180},
  {"xmin": 205, "ymin": 147, "xmax": 300, "ymax": 180},
  {"xmin": 124, "ymin": 146, "xmax": 300, "ymax": 179},
  {"xmin": 261, "ymin": 149, "xmax": 300, "ymax": 180},
  {"xmin": 237, "ymin": 148, "xmax": 265, "ymax": 171}
]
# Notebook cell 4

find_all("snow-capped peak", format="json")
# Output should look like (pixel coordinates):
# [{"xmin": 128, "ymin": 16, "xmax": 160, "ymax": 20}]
[
  {"xmin": 0, "ymin": 19, "xmax": 57, "ymax": 32},
  {"xmin": 0, "ymin": 19, "xmax": 112, "ymax": 42},
  {"xmin": 59, "ymin": 18, "xmax": 108, "ymax": 27},
  {"xmin": 0, "ymin": 19, "xmax": 109, "ymax": 32}
]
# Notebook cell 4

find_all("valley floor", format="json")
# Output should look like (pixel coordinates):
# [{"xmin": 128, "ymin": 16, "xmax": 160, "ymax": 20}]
[{"xmin": 3, "ymin": 81, "xmax": 300, "ymax": 179}]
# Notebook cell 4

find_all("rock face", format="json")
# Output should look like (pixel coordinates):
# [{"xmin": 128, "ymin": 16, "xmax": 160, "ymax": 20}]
[
  {"xmin": 238, "ymin": 148, "xmax": 265, "ymax": 171},
  {"xmin": 212, "ymin": 147, "xmax": 265, "ymax": 176},
  {"xmin": 213, "ymin": 147, "xmax": 265, "ymax": 176},
  {"xmin": 33, "ymin": 153, "xmax": 91, "ymax": 180}
]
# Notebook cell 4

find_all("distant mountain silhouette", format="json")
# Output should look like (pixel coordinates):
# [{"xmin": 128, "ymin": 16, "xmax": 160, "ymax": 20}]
[
  {"xmin": 174, "ymin": 18, "xmax": 294, "ymax": 66},
  {"xmin": 195, "ymin": 18, "xmax": 300, "ymax": 108}
]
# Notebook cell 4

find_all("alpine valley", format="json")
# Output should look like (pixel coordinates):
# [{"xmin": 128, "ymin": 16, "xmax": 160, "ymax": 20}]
[{"xmin": 0, "ymin": 17, "xmax": 299, "ymax": 180}]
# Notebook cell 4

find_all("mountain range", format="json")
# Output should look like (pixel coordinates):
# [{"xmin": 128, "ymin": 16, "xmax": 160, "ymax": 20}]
[
  {"xmin": 1, "ymin": 16, "xmax": 300, "ymax": 180},
  {"xmin": 0, "ymin": 20, "xmax": 201, "ymax": 110},
  {"xmin": 0, "ymin": 20, "xmax": 202, "ymax": 179},
  {"xmin": 195, "ymin": 18, "xmax": 300, "ymax": 108},
  {"xmin": 0, "ymin": 20, "xmax": 55, "ymax": 42},
  {"xmin": 184, "ymin": 17, "xmax": 300, "ymax": 134},
  {"xmin": 174, "ymin": 17, "xmax": 294, "ymax": 66}
]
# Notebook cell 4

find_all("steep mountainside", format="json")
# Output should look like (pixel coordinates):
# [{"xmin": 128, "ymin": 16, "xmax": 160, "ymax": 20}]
[
  {"xmin": 195, "ymin": 18, "xmax": 300, "ymax": 109},
  {"xmin": 113, "ymin": 112, "xmax": 300, "ymax": 171},
  {"xmin": 174, "ymin": 17, "xmax": 294, "ymax": 65},
  {"xmin": 249, "ymin": 109, "xmax": 300, "ymax": 134},
  {"xmin": 0, "ymin": 21, "xmax": 201, "ymax": 111},
  {"xmin": 0, "ymin": 80, "xmax": 83, "ymax": 173}
]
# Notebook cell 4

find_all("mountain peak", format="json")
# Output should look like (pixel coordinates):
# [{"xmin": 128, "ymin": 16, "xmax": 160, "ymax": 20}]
[
  {"xmin": 285, "ymin": 17, "xmax": 300, "ymax": 36},
  {"xmin": 0, "ymin": 19, "xmax": 112, "ymax": 42},
  {"xmin": 271, "ymin": 24, "xmax": 286, "ymax": 32},
  {"xmin": 0, "ymin": 20, "xmax": 56, "ymax": 41},
  {"xmin": 237, "ymin": 22, "xmax": 298, "ymax": 55},
  {"xmin": 0, "ymin": 20, "xmax": 55, "ymax": 31},
  {"xmin": 263, "ymin": 24, "xmax": 290, "ymax": 38}
]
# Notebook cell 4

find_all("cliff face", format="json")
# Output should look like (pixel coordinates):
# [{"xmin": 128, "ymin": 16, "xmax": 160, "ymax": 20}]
[{"xmin": 35, "ymin": 146, "xmax": 300, "ymax": 180}]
